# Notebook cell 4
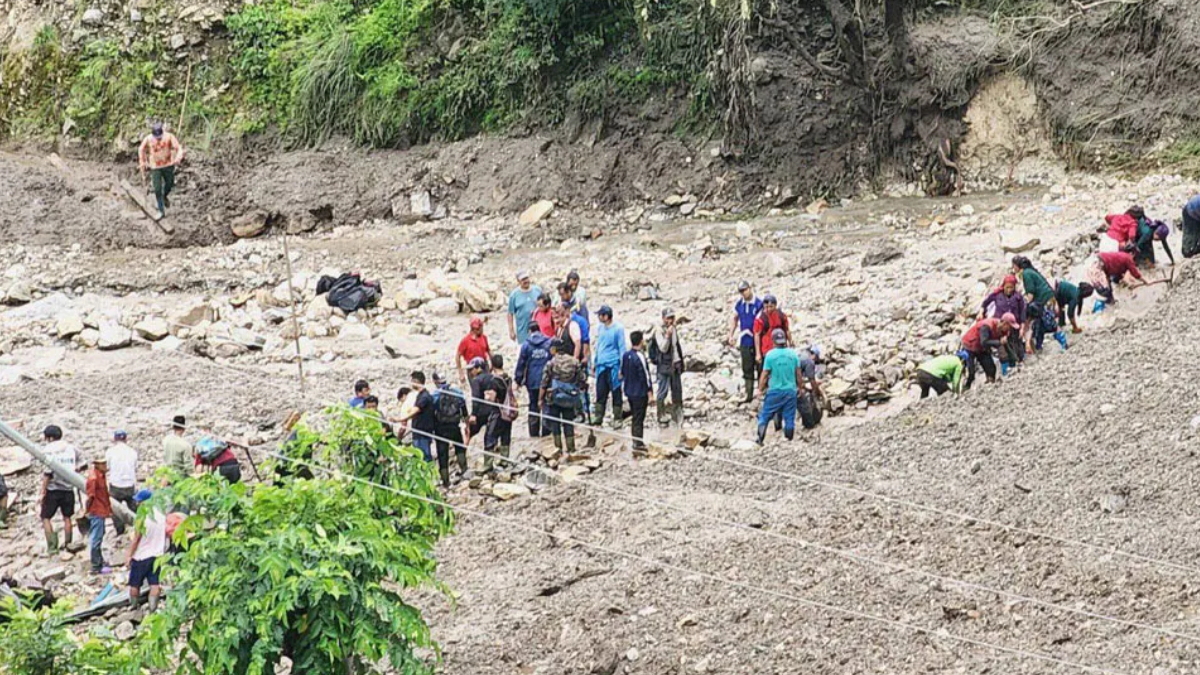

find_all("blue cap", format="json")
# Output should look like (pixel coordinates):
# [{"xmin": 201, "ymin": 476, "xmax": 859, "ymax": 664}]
[
  {"xmin": 597, "ymin": 304, "xmax": 613, "ymax": 317},
  {"xmin": 114, "ymin": 429, "xmax": 127, "ymax": 439},
  {"xmin": 763, "ymin": 294, "xmax": 778, "ymax": 305},
  {"xmin": 133, "ymin": 489, "xmax": 153, "ymax": 503}
]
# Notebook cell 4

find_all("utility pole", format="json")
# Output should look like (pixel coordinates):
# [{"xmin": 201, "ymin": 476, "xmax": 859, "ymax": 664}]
[{"xmin": 0, "ymin": 417, "xmax": 135, "ymax": 525}]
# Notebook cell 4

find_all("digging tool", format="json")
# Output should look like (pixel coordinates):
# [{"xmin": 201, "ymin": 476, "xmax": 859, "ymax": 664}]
[
  {"xmin": 226, "ymin": 440, "xmax": 262, "ymax": 482},
  {"xmin": 119, "ymin": 178, "xmax": 174, "ymax": 234}
]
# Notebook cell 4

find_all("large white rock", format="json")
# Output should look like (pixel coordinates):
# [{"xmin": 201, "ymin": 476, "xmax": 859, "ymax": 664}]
[
  {"xmin": 381, "ymin": 324, "xmax": 412, "ymax": 358},
  {"xmin": 56, "ymin": 312, "xmax": 84, "ymax": 339},
  {"xmin": 425, "ymin": 297, "xmax": 461, "ymax": 316},
  {"xmin": 518, "ymin": 200, "xmax": 554, "ymax": 226},
  {"xmin": 492, "ymin": 483, "xmax": 531, "ymax": 501},
  {"xmin": 230, "ymin": 327, "xmax": 267, "ymax": 350},
  {"xmin": 134, "ymin": 317, "xmax": 170, "ymax": 341},
  {"xmin": 77, "ymin": 328, "xmax": 100, "ymax": 348},
  {"xmin": 97, "ymin": 323, "xmax": 132, "ymax": 350},
  {"xmin": 173, "ymin": 301, "xmax": 215, "ymax": 327},
  {"xmin": 151, "ymin": 335, "xmax": 183, "ymax": 352},
  {"xmin": 452, "ymin": 279, "xmax": 502, "ymax": 313},
  {"xmin": 338, "ymin": 322, "xmax": 372, "ymax": 342}
]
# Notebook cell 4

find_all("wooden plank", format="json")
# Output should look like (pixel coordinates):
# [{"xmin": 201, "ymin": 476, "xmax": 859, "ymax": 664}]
[{"xmin": 119, "ymin": 178, "xmax": 174, "ymax": 234}]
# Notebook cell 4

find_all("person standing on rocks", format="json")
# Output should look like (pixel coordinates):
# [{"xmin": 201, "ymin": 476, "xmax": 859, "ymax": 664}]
[
  {"xmin": 507, "ymin": 271, "xmax": 542, "ymax": 346},
  {"xmin": 753, "ymin": 295, "xmax": 792, "ymax": 366},
  {"xmin": 553, "ymin": 303, "xmax": 584, "ymax": 362},
  {"xmin": 591, "ymin": 305, "xmax": 627, "ymax": 429},
  {"xmin": 533, "ymin": 293, "xmax": 556, "ymax": 338},
  {"xmin": 566, "ymin": 271, "xmax": 588, "ymax": 315},
  {"xmin": 516, "ymin": 319, "xmax": 553, "ymax": 438},
  {"xmin": 649, "ymin": 308, "xmax": 685, "ymax": 427},
  {"xmin": 979, "ymin": 275, "xmax": 1025, "ymax": 373},
  {"xmin": 915, "ymin": 351, "xmax": 969, "ymax": 399},
  {"xmin": 540, "ymin": 339, "xmax": 588, "ymax": 456},
  {"xmin": 126, "ymin": 489, "xmax": 166, "ymax": 612},
  {"xmin": 727, "ymin": 281, "xmax": 763, "ymax": 403},
  {"xmin": 138, "ymin": 122, "xmax": 184, "ymax": 218},
  {"xmin": 84, "ymin": 457, "xmax": 114, "ymax": 575},
  {"xmin": 40, "ymin": 425, "xmax": 83, "ymax": 555},
  {"xmin": 105, "ymin": 430, "xmax": 138, "ymax": 536},
  {"xmin": 756, "ymin": 329, "xmax": 802, "ymax": 445},
  {"xmin": 1182, "ymin": 195, "xmax": 1200, "ymax": 259},
  {"xmin": 558, "ymin": 281, "xmax": 588, "ymax": 322},
  {"xmin": 162, "ymin": 416, "xmax": 192, "ymax": 480},
  {"xmin": 395, "ymin": 371, "xmax": 436, "ymax": 462},
  {"xmin": 961, "ymin": 313, "xmax": 1018, "ymax": 389},
  {"xmin": 622, "ymin": 331, "xmax": 653, "ymax": 454},
  {"xmin": 480, "ymin": 355, "xmax": 514, "ymax": 476},
  {"xmin": 431, "ymin": 373, "xmax": 471, "ymax": 488},
  {"xmin": 1054, "ymin": 280, "xmax": 1093, "ymax": 334},
  {"xmin": 349, "ymin": 380, "xmax": 371, "ymax": 408},
  {"xmin": 456, "ymin": 317, "xmax": 492, "ymax": 386}
]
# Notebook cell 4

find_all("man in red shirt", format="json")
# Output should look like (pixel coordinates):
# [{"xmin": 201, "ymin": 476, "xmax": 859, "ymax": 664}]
[
  {"xmin": 85, "ymin": 457, "xmax": 114, "ymax": 574},
  {"xmin": 753, "ymin": 294, "xmax": 792, "ymax": 365},
  {"xmin": 456, "ymin": 316, "xmax": 492, "ymax": 385}
]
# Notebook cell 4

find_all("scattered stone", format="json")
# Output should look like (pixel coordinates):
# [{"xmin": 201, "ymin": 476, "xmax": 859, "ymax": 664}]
[
  {"xmin": 78, "ymin": 328, "xmax": 100, "ymax": 348},
  {"xmin": 0, "ymin": 446, "xmax": 33, "ymax": 475},
  {"xmin": 425, "ymin": 297, "xmax": 460, "ymax": 315},
  {"xmin": 133, "ymin": 317, "xmax": 170, "ymax": 341},
  {"xmin": 862, "ymin": 242, "xmax": 904, "ymax": 267},
  {"xmin": 999, "ymin": 231, "xmax": 1041, "ymax": 254},
  {"xmin": 37, "ymin": 566, "xmax": 66, "ymax": 584},
  {"xmin": 679, "ymin": 202, "xmax": 696, "ymax": 216},
  {"xmin": 731, "ymin": 439, "xmax": 758, "ymax": 452},
  {"xmin": 410, "ymin": 190, "xmax": 433, "ymax": 219},
  {"xmin": 168, "ymin": 33, "xmax": 187, "ymax": 51},
  {"xmin": 56, "ymin": 312, "xmax": 84, "ymax": 339},
  {"xmin": 97, "ymin": 323, "xmax": 132, "ymax": 350},
  {"xmin": 151, "ymin": 335, "xmax": 183, "ymax": 352},
  {"xmin": 114, "ymin": 621, "xmax": 136, "ymax": 641},
  {"xmin": 680, "ymin": 430, "xmax": 711, "ymax": 449},
  {"xmin": 518, "ymin": 200, "xmax": 555, "ymax": 226},
  {"xmin": 805, "ymin": 198, "xmax": 828, "ymax": 215},
  {"xmin": 230, "ymin": 211, "xmax": 269, "ymax": 238},
  {"xmin": 558, "ymin": 466, "xmax": 590, "ymax": 483},
  {"xmin": 1100, "ymin": 492, "xmax": 1128, "ymax": 514},
  {"xmin": 492, "ymin": 483, "xmax": 531, "ymax": 501},
  {"xmin": 82, "ymin": 8, "xmax": 104, "ymax": 25},
  {"xmin": 381, "ymin": 324, "xmax": 414, "ymax": 358},
  {"xmin": 338, "ymin": 323, "xmax": 371, "ymax": 343}
]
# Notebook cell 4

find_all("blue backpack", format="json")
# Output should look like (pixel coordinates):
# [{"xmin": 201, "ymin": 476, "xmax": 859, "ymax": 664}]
[{"xmin": 550, "ymin": 379, "xmax": 583, "ymax": 410}]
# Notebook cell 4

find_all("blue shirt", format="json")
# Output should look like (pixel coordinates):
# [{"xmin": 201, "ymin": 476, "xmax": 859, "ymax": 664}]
[
  {"xmin": 1187, "ymin": 195, "xmax": 1200, "ymax": 220},
  {"xmin": 508, "ymin": 285, "xmax": 542, "ymax": 344},
  {"xmin": 572, "ymin": 313, "xmax": 591, "ymax": 345},
  {"xmin": 349, "ymin": 397, "xmax": 366, "ymax": 409},
  {"xmin": 592, "ymin": 321, "xmax": 627, "ymax": 369},
  {"xmin": 734, "ymin": 296, "xmax": 763, "ymax": 347},
  {"xmin": 763, "ymin": 348, "xmax": 801, "ymax": 391}
]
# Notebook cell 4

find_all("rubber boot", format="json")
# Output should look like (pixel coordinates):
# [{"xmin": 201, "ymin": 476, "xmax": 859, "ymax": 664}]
[
  {"xmin": 148, "ymin": 594, "xmax": 160, "ymax": 612},
  {"xmin": 755, "ymin": 425, "xmax": 767, "ymax": 446},
  {"xmin": 1000, "ymin": 362, "xmax": 1010, "ymax": 377},
  {"xmin": 552, "ymin": 434, "xmax": 563, "ymax": 458},
  {"xmin": 455, "ymin": 447, "xmax": 469, "ymax": 476},
  {"xmin": 1054, "ymin": 331, "xmax": 1068, "ymax": 350},
  {"xmin": 131, "ymin": 593, "xmax": 143, "ymax": 610},
  {"xmin": 584, "ymin": 429, "xmax": 596, "ymax": 449},
  {"xmin": 45, "ymin": 529, "xmax": 59, "ymax": 555},
  {"xmin": 0, "ymin": 503, "xmax": 8, "ymax": 529},
  {"xmin": 657, "ymin": 404, "xmax": 670, "ymax": 427},
  {"xmin": 564, "ymin": 434, "xmax": 577, "ymax": 455},
  {"xmin": 498, "ymin": 445, "xmax": 511, "ymax": 471},
  {"xmin": 744, "ymin": 379, "xmax": 756, "ymax": 404},
  {"xmin": 671, "ymin": 402, "xmax": 683, "ymax": 427},
  {"xmin": 439, "ymin": 465, "xmax": 451, "ymax": 489},
  {"xmin": 1093, "ymin": 300, "xmax": 1106, "ymax": 313}
]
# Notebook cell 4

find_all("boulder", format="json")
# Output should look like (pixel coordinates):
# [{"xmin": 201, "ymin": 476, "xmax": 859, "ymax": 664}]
[
  {"xmin": 173, "ymin": 302, "xmax": 215, "ymax": 327},
  {"xmin": 381, "ymin": 324, "xmax": 412, "ymax": 358},
  {"xmin": 518, "ymin": 200, "xmax": 555, "ymax": 226},
  {"xmin": 2, "ymin": 282, "xmax": 33, "ymax": 306},
  {"xmin": 647, "ymin": 442, "xmax": 680, "ymax": 459},
  {"xmin": 56, "ymin": 312, "xmax": 84, "ymax": 339},
  {"xmin": 410, "ymin": 190, "xmax": 433, "ymax": 219},
  {"xmin": 453, "ymin": 280, "xmax": 502, "ymax": 313},
  {"xmin": 151, "ymin": 335, "xmax": 183, "ymax": 352},
  {"xmin": 338, "ymin": 322, "xmax": 372, "ymax": 343},
  {"xmin": 114, "ymin": 621, "xmax": 136, "ymax": 641},
  {"xmin": 680, "ymin": 430, "xmax": 711, "ymax": 449},
  {"xmin": 77, "ymin": 328, "xmax": 100, "ymax": 348},
  {"xmin": 230, "ymin": 327, "xmax": 266, "ymax": 350},
  {"xmin": 230, "ymin": 211, "xmax": 269, "ymax": 239},
  {"xmin": 82, "ymin": 7, "xmax": 104, "ymax": 25},
  {"xmin": 37, "ymin": 566, "xmax": 66, "ymax": 583},
  {"xmin": 425, "ymin": 297, "xmax": 460, "ymax": 316},
  {"xmin": 97, "ymin": 323, "xmax": 132, "ymax": 350},
  {"xmin": 133, "ymin": 317, "xmax": 170, "ymax": 341},
  {"xmin": 0, "ymin": 446, "xmax": 33, "ymax": 476},
  {"xmin": 492, "ymin": 483, "xmax": 531, "ymax": 501}
]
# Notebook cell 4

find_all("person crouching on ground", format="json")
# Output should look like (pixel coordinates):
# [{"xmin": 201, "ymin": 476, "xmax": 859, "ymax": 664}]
[
  {"xmin": 979, "ymin": 274, "xmax": 1025, "ymax": 374},
  {"xmin": 915, "ymin": 351, "xmax": 969, "ymax": 399},
  {"xmin": 756, "ymin": 329, "xmax": 802, "ymax": 445},
  {"xmin": 960, "ymin": 313, "xmax": 1018, "ymax": 389},
  {"xmin": 1054, "ymin": 279, "xmax": 1093, "ymax": 334},
  {"xmin": 126, "ymin": 489, "xmax": 167, "ymax": 612}
]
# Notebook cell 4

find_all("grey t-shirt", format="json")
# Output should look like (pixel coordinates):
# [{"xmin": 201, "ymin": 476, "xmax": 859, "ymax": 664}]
[{"xmin": 43, "ymin": 440, "xmax": 80, "ymax": 492}]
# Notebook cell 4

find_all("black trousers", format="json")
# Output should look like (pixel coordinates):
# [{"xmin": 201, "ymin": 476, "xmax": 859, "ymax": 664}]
[
  {"xmin": 739, "ymin": 345, "xmax": 761, "ymax": 381},
  {"xmin": 217, "ymin": 461, "xmax": 242, "ymax": 484},
  {"xmin": 916, "ymin": 370, "xmax": 949, "ymax": 399},
  {"xmin": 546, "ymin": 405, "xmax": 577, "ymax": 439},
  {"xmin": 434, "ymin": 425, "xmax": 468, "ymax": 486},
  {"xmin": 627, "ymin": 396, "xmax": 648, "ymax": 449},
  {"xmin": 1183, "ymin": 207, "xmax": 1200, "ymax": 259},
  {"xmin": 594, "ymin": 366, "xmax": 623, "ymax": 423},
  {"xmin": 964, "ymin": 350, "xmax": 997, "ymax": 390},
  {"xmin": 526, "ymin": 384, "xmax": 546, "ymax": 437}
]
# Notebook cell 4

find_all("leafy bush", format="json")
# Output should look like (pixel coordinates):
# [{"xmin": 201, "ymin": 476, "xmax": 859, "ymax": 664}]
[
  {"xmin": 0, "ymin": 600, "xmax": 135, "ymax": 675},
  {"xmin": 135, "ymin": 406, "xmax": 452, "ymax": 675}
]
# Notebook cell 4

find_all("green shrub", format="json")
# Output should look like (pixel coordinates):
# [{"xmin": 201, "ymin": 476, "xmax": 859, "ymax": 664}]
[{"xmin": 0, "ymin": 600, "xmax": 135, "ymax": 675}]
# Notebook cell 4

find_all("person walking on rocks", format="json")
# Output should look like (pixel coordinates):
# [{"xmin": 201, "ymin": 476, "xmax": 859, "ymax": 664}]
[
  {"xmin": 40, "ymin": 425, "xmax": 83, "ymax": 555},
  {"xmin": 396, "ymin": 371, "xmax": 436, "ymax": 462},
  {"xmin": 1012, "ymin": 256, "xmax": 1056, "ymax": 353},
  {"xmin": 915, "ymin": 351, "xmax": 969, "ymax": 399},
  {"xmin": 756, "ymin": 329, "xmax": 802, "ymax": 445},
  {"xmin": 622, "ymin": 331, "xmax": 653, "ymax": 454},
  {"xmin": 1087, "ymin": 250, "xmax": 1147, "ymax": 305},
  {"xmin": 162, "ymin": 416, "xmax": 192, "ymax": 480},
  {"xmin": 650, "ymin": 307, "xmax": 685, "ymax": 427},
  {"xmin": 1182, "ymin": 195, "xmax": 1200, "ymax": 259},
  {"xmin": 961, "ymin": 314, "xmax": 1018, "ymax": 389},
  {"xmin": 84, "ymin": 457, "xmax": 114, "ymax": 575},
  {"xmin": 516, "ymin": 319, "xmax": 553, "ymax": 438},
  {"xmin": 727, "ymin": 281, "xmax": 763, "ymax": 403},
  {"xmin": 540, "ymin": 339, "xmax": 588, "ymax": 457},
  {"xmin": 126, "ymin": 489, "xmax": 166, "ymax": 612},
  {"xmin": 479, "ymin": 355, "xmax": 514, "ymax": 475},
  {"xmin": 106, "ymin": 430, "xmax": 138, "ymax": 535},
  {"xmin": 431, "ymin": 373, "xmax": 471, "ymax": 487},
  {"xmin": 1054, "ymin": 280, "xmax": 1093, "ymax": 334},
  {"xmin": 138, "ymin": 122, "xmax": 184, "ymax": 218},
  {"xmin": 456, "ymin": 317, "xmax": 492, "ymax": 386},
  {"xmin": 507, "ymin": 271, "xmax": 542, "ymax": 346},
  {"xmin": 592, "ymin": 305, "xmax": 627, "ymax": 428},
  {"xmin": 753, "ymin": 295, "xmax": 792, "ymax": 366}
]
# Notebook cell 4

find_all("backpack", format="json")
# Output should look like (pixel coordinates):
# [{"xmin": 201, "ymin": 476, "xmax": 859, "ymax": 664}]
[
  {"xmin": 195, "ymin": 436, "xmax": 228, "ymax": 463},
  {"xmin": 497, "ymin": 375, "xmax": 519, "ymax": 422},
  {"xmin": 756, "ymin": 311, "xmax": 789, "ymax": 343},
  {"xmin": 434, "ymin": 388, "xmax": 466, "ymax": 426},
  {"xmin": 549, "ymin": 379, "xmax": 583, "ymax": 410},
  {"xmin": 1040, "ymin": 307, "xmax": 1058, "ymax": 333},
  {"xmin": 798, "ymin": 390, "xmax": 823, "ymax": 429},
  {"xmin": 318, "ymin": 273, "xmax": 382, "ymax": 314}
]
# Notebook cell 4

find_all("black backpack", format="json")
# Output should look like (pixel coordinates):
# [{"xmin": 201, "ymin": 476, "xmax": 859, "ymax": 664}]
[
  {"xmin": 798, "ymin": 390, "xmax": 823, "ymax": 429},
  {"xmin": 317, "ymin": 273, "xmax": 382, "ymax": 313},
  {"xmin": 434, "ymin": 388, "xmax": 466, "ymax": 425}
]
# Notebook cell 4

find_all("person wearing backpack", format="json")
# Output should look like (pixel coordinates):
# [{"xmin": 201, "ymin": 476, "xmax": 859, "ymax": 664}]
[
  {"xmin": 515, "ymin": 320, "xmax": 553, "ymax": 437},
  {"xmin": 540, "ymin": 339, "xmax": 588, "ymax": 456},
  {"xmin": 431, "ymin": 373, "xmax": 471, "ymax": 488},
  {"xmin": 477, "ymin": 355, "xmax": 515, "ymax": 475},
  {"xmin": 194, "ymin": 436, "xmax": 241, "ymax": 484},
  {"xmin": 726, "ymin": 281, "xmax": 763, "ymax": 403}
]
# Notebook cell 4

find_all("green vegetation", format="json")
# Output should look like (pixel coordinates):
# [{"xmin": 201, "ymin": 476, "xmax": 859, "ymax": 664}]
[{"xmin": 0, "ymin": 599, "xmax": 135, "ymax": 675}]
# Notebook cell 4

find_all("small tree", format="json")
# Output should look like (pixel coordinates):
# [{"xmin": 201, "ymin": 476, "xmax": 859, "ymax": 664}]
[
  {"xmin": 0, "ymin": 599, "xmax": 135, "ymax": 675},
  {"xmin": 137, "ymin": 407, "xmax": 453, "ymax": 675}
]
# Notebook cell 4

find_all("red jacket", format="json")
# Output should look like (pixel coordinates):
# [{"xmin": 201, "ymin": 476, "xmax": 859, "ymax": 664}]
[
  {"xmin": 1104, "ymin": 214, "xmax": 1138, "ymax": 245},
  {"xmin": 1098, "ymin": 251, "xmax": 1143, "ymax": 281},
  {"xmin": 962, "ymin": 318, "xmax": 1003, "ymax": 353},
  {"xmin": 753, "ymin": 310, "xmax": 789, "ymax": 356}
]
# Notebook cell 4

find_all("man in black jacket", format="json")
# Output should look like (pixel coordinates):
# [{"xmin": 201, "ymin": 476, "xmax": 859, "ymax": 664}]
[{"xmin": 621, "ymin": 331, "xmax": 653, "ymax": 453}]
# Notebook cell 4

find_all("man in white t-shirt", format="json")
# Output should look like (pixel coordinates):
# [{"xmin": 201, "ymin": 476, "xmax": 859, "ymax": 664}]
[
  {"xmin": 126, "ymin": 489, "xmax": 167, "ymax": 611},
  {"xmin": 105, "ymin": 430, "xmax": 138, "ymax": 534},
  {"xmin": 40, "ymin": 425, "xmax": 84, "ymax": 555}
]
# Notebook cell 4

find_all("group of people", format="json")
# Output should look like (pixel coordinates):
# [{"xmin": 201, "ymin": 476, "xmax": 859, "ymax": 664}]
[{"xmin": 915, "ymin": 201, "xmax": 1188, "ymax": 397}]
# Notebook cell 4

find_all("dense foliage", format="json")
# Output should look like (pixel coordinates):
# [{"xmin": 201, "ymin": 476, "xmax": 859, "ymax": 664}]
[{"xmin": 0, "ymin": 600, "xmax": 135, "ymax": 675}]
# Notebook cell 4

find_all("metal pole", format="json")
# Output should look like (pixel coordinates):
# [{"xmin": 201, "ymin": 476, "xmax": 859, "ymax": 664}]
[
  {"xmin": 0, "ymin": 417, "xmax": 135, "ymax": 525},
  {"xmin": 280, "ymin": 230, "xmax": 307, "ymax": 395}
]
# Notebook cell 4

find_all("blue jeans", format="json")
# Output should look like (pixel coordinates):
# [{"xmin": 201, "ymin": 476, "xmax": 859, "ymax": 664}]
[
  {"xmin": 758, "ymin": 389, "xmax": 797, "ymax": 433},
  {"xmin": 411, "ymin": 431, "xmax": 433, "ymax": 462},
  {"xmin": 89, "ymin": 516, "xmax": 106, "ymax": 571}
]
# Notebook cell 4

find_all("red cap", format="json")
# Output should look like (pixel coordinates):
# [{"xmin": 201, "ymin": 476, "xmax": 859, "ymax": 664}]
[
  {"xmin": 469, "ymin": 316, "xmax": 483, "ymax": 329},
  {"xmin": 1000, "ymin": 312, "xmax": 1020, "ymax": 329}
]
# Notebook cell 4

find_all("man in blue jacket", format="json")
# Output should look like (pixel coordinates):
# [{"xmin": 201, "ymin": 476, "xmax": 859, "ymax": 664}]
[
  {"xmin": 591, "ymin": 305, "xmax": 627, "ymax": 428},
  {"xmin": 515, "ymin": 320, "xmax": 553, "ymax": 437},
  {"xmin": 621, "ymin": 331, "xmax": 653, "ymax": 453}
]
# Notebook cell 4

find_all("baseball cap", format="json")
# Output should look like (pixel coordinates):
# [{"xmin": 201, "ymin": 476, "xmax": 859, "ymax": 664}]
[
  {"xmin": 432, "ymin": 372, "xmax": 445, "ymax": 384},
  {"xmin": 151, "ymin": 122, "xmax": 163, "ymax": 137},
  {"xmin": 597, "ymin": 304, "xmax": 613, "ymax": 317},
  {"xmin": 516, "ymin": 270, "xmax": 530, "ymax": 281},
  {"xmin": 468, "ymin": 357, "xmax": 487, "ymax": 370},
  {"xmin": 1000, "ymin": 312, "xmax": 1020, "ymax": 329},
  {"xmin": 114, "ymin": 430, "xmax": 128, "ymax": 440},
  {"xmin": 469, "ymin": 316, "xmax": 483, "ymax": 329},
  {"xmin": 771, "ymin": 328, "xmax": 787, "ymax": 345},
  {"xmin": 763, "ymin": 294, "xmax": 777, "ymax": 305},
  {"xmin": 737, "ymin": 281, "xmax": 751, "ymax": 291},
  {"xmin": 661, "ymin": 307, "xmax": 675, "ymax": 318},
  {"xmin": 133, "ymin": 489, "xmax": 153, "ymax": 503}
]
